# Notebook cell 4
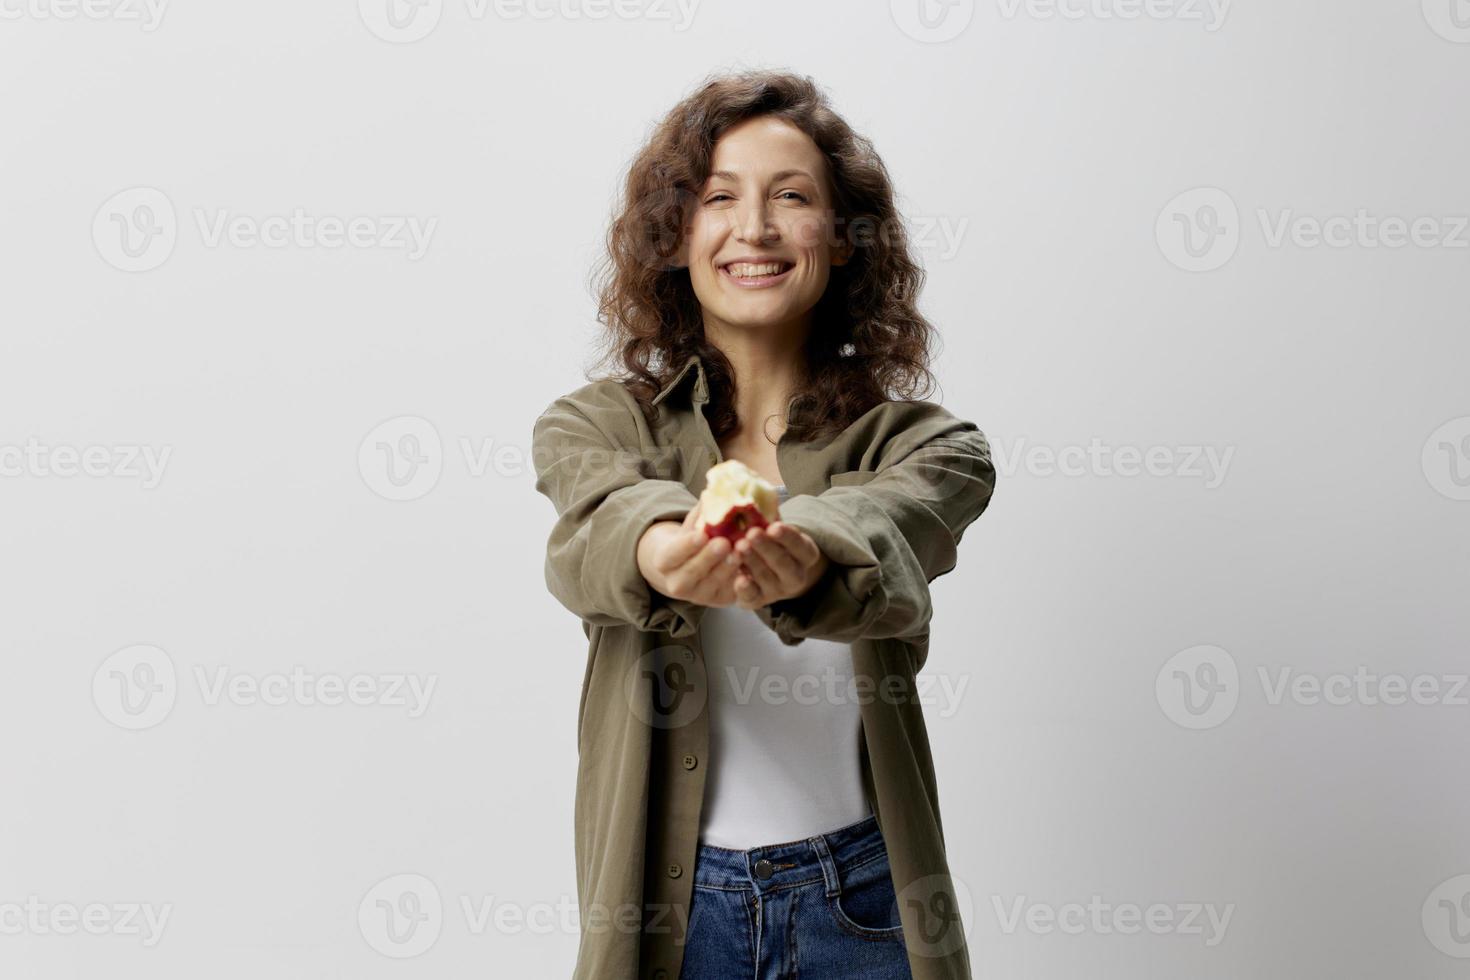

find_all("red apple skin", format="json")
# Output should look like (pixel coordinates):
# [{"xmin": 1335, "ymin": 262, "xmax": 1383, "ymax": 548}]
[{"xmin": 701, "ymin": 503, "xmax": 771, "ymax": 542}]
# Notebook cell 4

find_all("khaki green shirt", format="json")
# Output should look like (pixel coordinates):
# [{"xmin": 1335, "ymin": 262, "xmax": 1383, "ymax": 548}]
[{"xmin": 531, "ymin": 352, "xmax": 997, "ymax": 980}]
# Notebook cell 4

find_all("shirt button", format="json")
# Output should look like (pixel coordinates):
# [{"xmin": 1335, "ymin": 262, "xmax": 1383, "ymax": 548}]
[
  {"xmin": 667, "ymin": 863, "xmax": 683, "ymax": 879},
  {"xmin": 681, "ymin": 649, "xmax": 694, "ymax": 662},
  {"xmin": 753, "ymin": 858, "xmax": 774, "ymax": 880},
  {"xmin": 682, "ymin": 754, "xmax": 697, "ymax": 770}
]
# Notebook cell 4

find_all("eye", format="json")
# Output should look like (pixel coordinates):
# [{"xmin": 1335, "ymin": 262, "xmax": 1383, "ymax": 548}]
[
  {"xmin": 705, "ymin": 193, "xmax": 733, "ymax": 204},
  {"xmin": 779, "ymin": 191, "xmax": 809, "ymax": 203}
]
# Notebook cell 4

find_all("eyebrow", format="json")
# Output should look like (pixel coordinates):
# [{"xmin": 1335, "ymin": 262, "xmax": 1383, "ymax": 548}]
[{"xmin": 706, "ymin": 169, "xmax": 816, "ymax": 184}]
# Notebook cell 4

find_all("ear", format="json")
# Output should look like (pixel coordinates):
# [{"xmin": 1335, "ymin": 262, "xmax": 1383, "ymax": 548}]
[{"xmin": 668, "ymin": 234, "xmax": 690, "ymax": 271}]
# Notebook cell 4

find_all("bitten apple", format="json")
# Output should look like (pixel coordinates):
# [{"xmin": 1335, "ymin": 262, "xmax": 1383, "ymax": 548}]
[{"xmin": 697, "ymin": 459, "xmax": 781, "ymax": 542}]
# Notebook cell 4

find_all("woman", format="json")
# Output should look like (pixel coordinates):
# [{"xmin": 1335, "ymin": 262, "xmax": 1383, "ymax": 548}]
[{"xmin": 532, "ymin": 69, "xmax": 996, "ymax": 980}]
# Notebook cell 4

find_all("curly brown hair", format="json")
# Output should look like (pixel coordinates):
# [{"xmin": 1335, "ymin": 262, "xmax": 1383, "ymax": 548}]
[{"xmin": 586, "ymin": 67, "xmax": 941, "ymax": 444}]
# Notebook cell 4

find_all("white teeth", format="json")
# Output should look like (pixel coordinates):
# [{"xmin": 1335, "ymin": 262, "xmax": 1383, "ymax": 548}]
[{"xmin": 725, "ymin": 262, "xmax": 790, "ymax": 278}]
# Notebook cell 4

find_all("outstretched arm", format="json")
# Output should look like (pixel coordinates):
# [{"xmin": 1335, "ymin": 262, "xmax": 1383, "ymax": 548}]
[
  {"xmin": 753, "ymin": 407, "xmax": 996, "ymax": 647},
  {"xmin": 531, "ymin": 388, "xmax": 705, "ymax": 637}
]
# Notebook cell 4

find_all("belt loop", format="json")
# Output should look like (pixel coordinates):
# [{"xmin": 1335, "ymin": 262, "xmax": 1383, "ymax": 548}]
[{"xmin": 808, "ymin": 834, "xmax": 841, "ymax": 899}]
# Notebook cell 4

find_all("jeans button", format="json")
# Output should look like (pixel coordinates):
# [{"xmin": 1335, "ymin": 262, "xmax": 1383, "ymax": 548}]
[{"xmin": 753, "ymin": 858, "xmax": 774, "ymax": 880}]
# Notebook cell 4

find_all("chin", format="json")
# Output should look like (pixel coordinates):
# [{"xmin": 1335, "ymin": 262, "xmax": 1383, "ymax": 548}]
[{"xmin": 712, "ymin": 303, "xmax": 800, "ymax": 329}]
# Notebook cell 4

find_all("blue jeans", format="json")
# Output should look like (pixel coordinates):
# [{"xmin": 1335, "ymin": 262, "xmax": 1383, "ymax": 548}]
[{"xmin": 679, "ymin": 814, "xmax": 914, "ymax": 979}]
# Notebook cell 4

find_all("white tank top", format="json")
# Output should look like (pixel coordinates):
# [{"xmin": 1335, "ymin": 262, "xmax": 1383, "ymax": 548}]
[{"xmin": 697, "ymin": 484, "xmax": 873, "ymax": 849}]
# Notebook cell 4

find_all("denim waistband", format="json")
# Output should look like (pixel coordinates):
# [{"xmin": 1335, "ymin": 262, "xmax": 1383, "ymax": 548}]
[{"xmin": 692, "ymin": 813, "xmax": 887, "ymax": 896}]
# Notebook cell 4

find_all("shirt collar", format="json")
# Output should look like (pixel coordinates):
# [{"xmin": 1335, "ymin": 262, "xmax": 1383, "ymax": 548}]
[{"xmin": 650, "ymin": 352, "xmax": 709, "ymax": 407}]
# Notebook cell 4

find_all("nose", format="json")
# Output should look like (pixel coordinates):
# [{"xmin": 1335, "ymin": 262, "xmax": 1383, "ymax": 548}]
[{"xmin": 732, "ymin": 199, "xmax": 777, "ymax": 245}]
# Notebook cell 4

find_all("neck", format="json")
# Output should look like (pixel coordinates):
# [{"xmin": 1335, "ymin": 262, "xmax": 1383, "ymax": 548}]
[{"xmin": 704, "ymin": 318, "xmax": 808, "ymax": 447}]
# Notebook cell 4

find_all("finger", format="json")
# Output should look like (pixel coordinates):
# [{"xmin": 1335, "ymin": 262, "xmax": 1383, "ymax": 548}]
[
  {"xmin": 733, "ymin": 571, "xmax": 766, "ymax": 609},
  {"xmin": 746, "ymin": 527, "xmax": 803, "ymax": 581},
  {"xmin": 659, "ymin": 515, "xmax": 711, "ymax": 572},
  {"xmin": 706, "ymin": 568, "xmax": 741, "ymax": 607},
  {"xmin": 766, "ymin": 522, "xmax": 821, "ymax": 567},
  {"xmin": 735, "ymin": 534, "xmax": 782, "ymax": 591},
  {"xmin": 669, "ymin": 534, "xmax": 732, "ymax": 594},
  {"xmin": 684, "ymin": 501, "xmax": 711, "ymax": 546}
]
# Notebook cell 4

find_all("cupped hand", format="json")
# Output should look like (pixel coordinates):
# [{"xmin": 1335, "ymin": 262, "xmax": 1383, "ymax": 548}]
[
  {"xmin": 727, "ymin": 520, "xmax": 829, "ymax": 611},
  {"xmin": 636, "ymin": 501, "xmax": 743, "ymax": 608},
  {"xmin": 638, "ymin": 503, "xmax": 830, "ymax": 612}
]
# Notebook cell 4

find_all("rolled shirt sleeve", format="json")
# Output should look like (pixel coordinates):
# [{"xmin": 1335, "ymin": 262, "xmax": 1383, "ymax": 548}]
[
  {"xmin": 531, "ymin": 391, "xmax": 704, "ymax": 637},
  {"xmin": 755, "ymin": 417, "xmax": 996, "ymax": 647}
]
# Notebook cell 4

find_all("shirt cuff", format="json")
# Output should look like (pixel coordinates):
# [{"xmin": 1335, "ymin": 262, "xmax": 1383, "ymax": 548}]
[
  {"xmin": 605, "ymin": 480, "xmax": 706, "ymax": 638},
  {"xmin": 752, "ymin": 493, "xmax": 884, "ymax": 646}
]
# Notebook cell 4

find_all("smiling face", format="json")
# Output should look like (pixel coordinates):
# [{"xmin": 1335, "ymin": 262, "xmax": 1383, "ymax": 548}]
[{"xmin": 679, "ymin": 115, "xmax": 851, "ymax": 341}]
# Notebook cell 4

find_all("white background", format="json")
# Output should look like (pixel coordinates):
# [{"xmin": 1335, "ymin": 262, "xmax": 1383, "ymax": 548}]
[{"xmin": 2, "ymin": 0, "xmax": 1468, "ymax": 977}]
